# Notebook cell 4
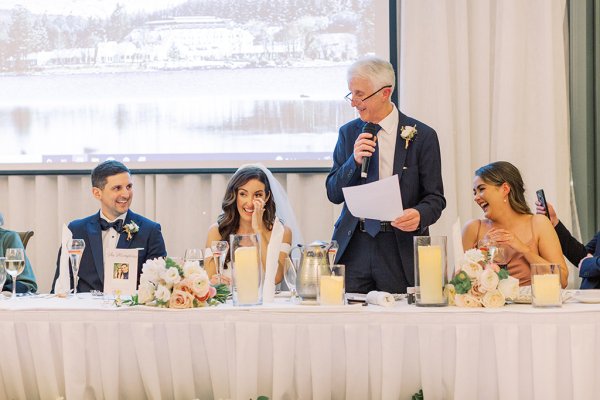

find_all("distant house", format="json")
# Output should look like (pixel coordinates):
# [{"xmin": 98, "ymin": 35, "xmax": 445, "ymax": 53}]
[
  {"xmin": 306, "ymin": 33, "xmax": 357, "ymax": 61},
  {"xmin": 127, "ymin": 16, "xmax": 255, "ymax": 61}
]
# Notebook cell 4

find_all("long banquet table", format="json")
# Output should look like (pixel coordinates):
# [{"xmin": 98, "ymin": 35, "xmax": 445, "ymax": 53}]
[{"xmin": 1, "ymin": 293, "xmax": 599, "ymax": 400}]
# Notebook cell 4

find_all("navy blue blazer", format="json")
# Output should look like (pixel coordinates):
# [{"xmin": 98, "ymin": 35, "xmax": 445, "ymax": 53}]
[
  {"xmin": 326, "ymin": 113, "xmax": 446, "ymax": 285},
  {"xmin": 52, "ymin": 210, "xmax": 167, "ymax": 293},
  {"xmin": 555, "ymin": 221, "xmax": 600, "ymax": 289}
]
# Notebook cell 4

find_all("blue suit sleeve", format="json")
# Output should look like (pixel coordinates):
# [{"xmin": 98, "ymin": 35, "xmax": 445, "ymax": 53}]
[
  {"xmin": 2, "ymin": 231, "xmax": 37, "ymax": 293},
  {"xmin": 326, "ymin": 125, "xmax": 361, "ymax": 204},
  {"xmin": 411, "ymin": 129, "xmax": 446, "ymax": 231},
  {"xmin": 580, "ymin": 257, "xmax": 600, "ymax": 279}
]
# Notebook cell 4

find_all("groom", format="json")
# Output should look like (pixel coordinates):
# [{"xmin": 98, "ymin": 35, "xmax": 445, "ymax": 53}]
[{"xmin": 52, "ymin": 160, "xmax": 167, "ymax": 293}]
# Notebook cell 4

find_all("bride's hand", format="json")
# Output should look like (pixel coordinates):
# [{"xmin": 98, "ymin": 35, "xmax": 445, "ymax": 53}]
[{"xmin": 251, "ymin": 198, "xmax": 266, "ymax": 234}]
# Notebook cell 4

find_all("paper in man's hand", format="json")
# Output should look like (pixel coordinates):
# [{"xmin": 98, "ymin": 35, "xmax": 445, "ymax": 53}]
[{"xmin": 342, "ymin": 175, "xmax": 404, "ymax": 220}]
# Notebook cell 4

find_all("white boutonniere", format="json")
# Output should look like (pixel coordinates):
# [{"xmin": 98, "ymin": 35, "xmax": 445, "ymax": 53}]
[
  {"xmin": 400, "ymin": 125, "xmax": 418, "ymax": 149},
  {"xmin": 123, "ymin": 221, "xmax": 139, "ymax": 241}
]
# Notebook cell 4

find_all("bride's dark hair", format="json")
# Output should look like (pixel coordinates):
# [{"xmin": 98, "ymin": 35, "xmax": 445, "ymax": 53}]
[{"xmin": 217, "ymin": 166, "xmax": 277, "ymax": 242}]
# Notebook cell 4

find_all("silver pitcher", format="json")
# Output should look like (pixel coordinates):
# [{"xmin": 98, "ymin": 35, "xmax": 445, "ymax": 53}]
[{"xmin": 291, "ymin": 241, "xmax": 334, "ymax": 300}]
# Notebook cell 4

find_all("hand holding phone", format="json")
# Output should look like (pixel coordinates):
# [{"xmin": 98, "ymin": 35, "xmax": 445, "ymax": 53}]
[{"xmin": 536, "ymin": 189, "xmax": 550, "ymax": 219}]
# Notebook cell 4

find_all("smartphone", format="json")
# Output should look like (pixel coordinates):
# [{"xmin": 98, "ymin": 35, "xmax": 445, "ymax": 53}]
[{"xmin": 536, "ymin": 189, "xmax": 550, "ymax": 219}]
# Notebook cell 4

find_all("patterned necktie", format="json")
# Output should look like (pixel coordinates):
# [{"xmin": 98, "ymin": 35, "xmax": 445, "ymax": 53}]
[
  {"xmin": 363, "ymin": 124, "xmax": 382, "ymax": 237},
  {"xmin": 99, "ymin": 218, "xmax": 123, "ymax": 232}
]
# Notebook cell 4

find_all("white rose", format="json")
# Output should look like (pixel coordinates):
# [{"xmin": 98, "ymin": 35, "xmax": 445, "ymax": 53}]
[
  {"xmin": 141, "ymin": 258, "xmax": 166, "ymax": 284},
  {"xmin": 481, "ymin": 289, "xmax": 505, "ymax": 308},
  {"xmin": 400, "ymin": 125, "xmax": 417, "ymax": 139},
  {"xmin": 455, "ymin": 293, "xmax": 482, "ymax": 308},
  {"xmin": 479, "ymin": 268, "xmax": 500, "ymax": 292},
  {"xmin": 461, "ymin": 261, "xmax": 483, "ymax": 280},
  {"xmin": 155, "ymin": 284, "xmax": 171, "ymax": 302},
  {"xmin": 183, "ymin": 261, "xmax": 203, "ymax": 278},
  {"xmin": 161, "ymin": 267, "xmax": 182, "ymax": 288},
  {"xmin": 137, "ymin": 282, "xmax": 156, "ymax": 304},
  {"xmin": 498, "ymin": 276, "xmax": 520, "ymax": 300},
  {"xmin": 444, "ymin": 284, "xmax": 456, "ymax": 306},
  {"xmin": 464, "ymin": 249, "xmax": 486, "ymax": 264}
]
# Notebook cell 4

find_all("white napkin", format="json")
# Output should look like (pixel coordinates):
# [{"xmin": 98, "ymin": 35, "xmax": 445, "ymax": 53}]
[
  {"xmin": 262, "ymin": 218, "xmax": 284, "ymax": 303},
  {"xmin": 366, "ymin": 290, "xmax": 395, "ymax": 307},
  {"xmin": 54, "ymin": 224, "xmax": 72, "ymax": 295}
]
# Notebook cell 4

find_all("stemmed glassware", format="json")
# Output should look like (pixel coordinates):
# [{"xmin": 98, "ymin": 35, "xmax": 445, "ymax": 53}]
[
  {"xmin": 328, "ymin": 240, "xmax": 339, "ymax": 270},
  {"xmin": 184, "ymin": 248, "xmax": 204, "ymax": 268},
  {"xmin": 211, "ymin": 241, "xmax": 229, "ymax": 285},
  {"xmin": 284, "ymin": 257, "xmax": 299, "ymax": 304},
  {"xmin": 0, "ymin": 256, "xmax": 6, "ymax": 298},
  {"xmin": 67, "ymin": 239, "xmax": 85, "ymax": 297},
  {"xmin": 4, "ymin": 248, "xmax": 25, "ymax": 299}
]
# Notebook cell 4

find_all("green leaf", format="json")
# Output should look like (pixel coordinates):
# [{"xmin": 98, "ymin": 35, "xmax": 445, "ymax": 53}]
[{"xmin": 497, "ymin": 269, "xmax": 509, "ymax": 280}]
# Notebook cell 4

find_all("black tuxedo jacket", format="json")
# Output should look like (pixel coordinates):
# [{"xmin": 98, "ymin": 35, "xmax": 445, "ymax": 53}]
[{"xmin": 52, "ymin": 210, "xmax": 167, "ymax": 292}]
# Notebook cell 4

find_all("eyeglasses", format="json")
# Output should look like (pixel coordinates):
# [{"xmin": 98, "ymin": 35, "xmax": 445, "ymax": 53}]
[{"xmin": 344, "ymin": 85, "xmax": 392, "ymax": 104}]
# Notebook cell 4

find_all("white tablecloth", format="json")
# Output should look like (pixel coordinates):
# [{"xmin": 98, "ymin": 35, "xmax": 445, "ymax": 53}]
[{"xmin": 1, "ymin": 294, "xmax": 599, "ymax": 400}]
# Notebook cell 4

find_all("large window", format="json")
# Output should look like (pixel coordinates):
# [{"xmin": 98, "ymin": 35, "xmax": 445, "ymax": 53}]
[{"xmin": 0, "ymin": 0, "xmax": 390, "ymax": 169}]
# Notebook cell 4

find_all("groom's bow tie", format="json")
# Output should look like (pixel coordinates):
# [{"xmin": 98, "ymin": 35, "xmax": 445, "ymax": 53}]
[{"xmin": 99, "ymin": 218, "xmax": 124, "ymax": 232}]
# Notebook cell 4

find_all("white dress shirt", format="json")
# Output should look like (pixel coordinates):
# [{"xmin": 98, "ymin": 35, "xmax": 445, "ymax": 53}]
[
  {"xmin": 376, "ymin": 105, "xmax": 400, "ymax": 179},
  {"xmin": 100, "ymin": 211, "xmax": 127, "ymax": 259}
]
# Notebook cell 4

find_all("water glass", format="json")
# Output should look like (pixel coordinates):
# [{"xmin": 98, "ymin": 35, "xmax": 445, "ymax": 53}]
[
  {"xmin": 283, "ymin": 257, "xmax": 299, "ymax": 303},
  {"xmin": 0, "ymin": 257, "xmax": 6, "ymax": 296},
  {"xmin": 211, "ymin": 241, "xmax": 229, "ymax": 284},
  {"xmin": 318, "ymin": 264, "xmax": 345, "ymax": 305},
  {"xmin": 531, "ymin": 263, "xmax": 562, "ymax": 307},
  {"xmin": 5, "ymin": 248, "xmax": 25, "ymax": 299},
  {"xmin": 230, "ymin": 233, "xmax": 262, "ymax": 306},
  {"xmin": 414, "ymin": 236, "xmax": 448, "ymax": 307},
  {"xmin": 184, "ymin": 248, "xmax": 204, "ymax": 268},
  {"xmin": 66, "ymin": 239, "xmax": 85, "ymax": 296}
]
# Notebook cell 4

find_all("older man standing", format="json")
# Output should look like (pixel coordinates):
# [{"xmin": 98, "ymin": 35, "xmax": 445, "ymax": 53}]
[{"xmin": 326, "ymin": 56, "xmax": 445, "ymax": 294}]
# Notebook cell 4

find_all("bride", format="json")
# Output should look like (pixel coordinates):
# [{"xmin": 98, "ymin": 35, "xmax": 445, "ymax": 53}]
[{"xmin": 204, "ymin": 164, "xmax": 302, "ymax": 286}]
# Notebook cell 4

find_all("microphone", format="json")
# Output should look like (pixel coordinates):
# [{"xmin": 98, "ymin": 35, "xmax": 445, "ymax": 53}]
[{"xmin": 360, "ymin": 122, "xmax": 381, "ymax": 179}]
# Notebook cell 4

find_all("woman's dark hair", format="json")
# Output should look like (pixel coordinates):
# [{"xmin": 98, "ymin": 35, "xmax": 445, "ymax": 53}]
[
  {"xmin": 217, "ymin": 166, "xmax": 277, "ymax": 242},
  {"xmin": 475, "ymin": 161, "xmax": 532, "ymax": 215}
]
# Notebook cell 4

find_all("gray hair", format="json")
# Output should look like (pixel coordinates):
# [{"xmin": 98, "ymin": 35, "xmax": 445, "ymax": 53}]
[{"xmin": 347, "ymin": 56, "xmax": 396, "ymax": 93}]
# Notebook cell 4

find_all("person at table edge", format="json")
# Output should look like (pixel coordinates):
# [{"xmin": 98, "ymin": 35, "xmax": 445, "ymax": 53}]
[
  {"xmin": 536, "ymin": 201, "xmax": 600, "ymax": 289},
  {"xmin": 326, "ymin": 56, "xmax": 446, "ymax": 294},
  {"xmin": 52, "ymin": 160, "xmax": 166, "ymax": 293}
]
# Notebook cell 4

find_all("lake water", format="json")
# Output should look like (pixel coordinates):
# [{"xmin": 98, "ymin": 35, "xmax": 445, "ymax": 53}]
[{"xmin": 0, "ymin": 66, "xmax": 358, "ymax": 163}]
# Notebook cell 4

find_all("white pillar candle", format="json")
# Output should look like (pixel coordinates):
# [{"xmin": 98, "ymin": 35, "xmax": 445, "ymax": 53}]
[
  {"xmin": 532, "ymin": 274, "xmax": 561, "ymax": 306},
  {"xmin": 418, "ymin": 245, "xmax": 444, "ymax": 304},
  {"xmin": 234, "ymin": 247, "xmax": 260, "ymax": 305},
  {"xmin": 319, "ymin": 275, "xmax": 344, "ymax": 305}
]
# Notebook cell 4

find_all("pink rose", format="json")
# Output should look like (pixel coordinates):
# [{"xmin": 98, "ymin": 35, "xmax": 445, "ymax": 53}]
[
  {"xmin": 208, "ymin": 285, "xmax": 217, "ymax": 298},
  {"xmin": 469, "ymin": 281, "xmax": 486, "ymax": 298},
  {"xmin": 169, "ymin": 289, "xmax": 194, "ymax": 309}
]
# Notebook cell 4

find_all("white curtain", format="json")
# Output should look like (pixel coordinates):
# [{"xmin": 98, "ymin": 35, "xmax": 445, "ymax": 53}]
[
  {"xmin": 399, "ymin": 0, "xmax": 576, "ymax": 285},
  {"xmin": 0, "ymin": 172, "xmax": 340, "ymax": 292}
]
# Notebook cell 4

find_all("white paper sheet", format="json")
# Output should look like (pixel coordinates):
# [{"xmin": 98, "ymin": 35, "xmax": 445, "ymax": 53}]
[
  {"xmin": 103, "ymin": 248, "xmax": 139, "ymax": 296},
  {"xmin": 342, "ymin": 175, "xmax": 403, "ymax": 220}
]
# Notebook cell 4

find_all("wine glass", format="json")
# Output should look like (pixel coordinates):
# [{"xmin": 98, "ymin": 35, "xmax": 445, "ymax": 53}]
[
  {"xmin": 211, "ymin": 241, "xmax": 229, "ymax": 285},
  {"xmin": 4, "ymin": 248, "xmax": 25, "ymax": 299},
  {"xmin": 477, "ymin": 237, "xmax": 498, "ymax": 265},
  {"xmin": 494, "ymin": 245, "xmax": 509, "ymax": 270},
  {"xmin": 184, "ymin": 248, "xmax": 204, "ymax": 268},
  {"xmin": 328, "ymin": 240, "xmax": 339, "ymax": 269},
  {"xmin": 283, "ymin": 257, "xmax": 299, "ymax": 303},
  {"xmin": 0, "ymin": 257, "xmax": 6, "ymax": 298},
  {"xmin": 67, "ymin": 239, "xmax": 85, "ymax": 297}
]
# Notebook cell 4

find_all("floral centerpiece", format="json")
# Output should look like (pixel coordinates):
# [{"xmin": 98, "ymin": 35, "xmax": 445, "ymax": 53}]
[
  {"xmin": 444, "ymin": 248, "xmax": 519, "ymax": 308},
  {"xmin": 125, "ymin": 257, "xmax": 229, "ymax": 308}
]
